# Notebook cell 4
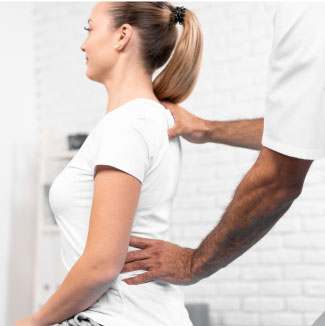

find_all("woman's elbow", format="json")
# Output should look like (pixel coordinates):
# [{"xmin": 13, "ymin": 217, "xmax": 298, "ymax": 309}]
[{"xmin": 81, "ymin": 254, "xmax": 120, "ymax": 283}]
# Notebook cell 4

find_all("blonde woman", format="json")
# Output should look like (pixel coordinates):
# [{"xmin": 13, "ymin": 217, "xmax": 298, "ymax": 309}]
[{"xmin": 15, "ymin": 2, "xmax": 203, "ymax": 326}]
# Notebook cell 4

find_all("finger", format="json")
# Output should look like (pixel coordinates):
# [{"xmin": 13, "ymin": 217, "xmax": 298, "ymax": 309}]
[
  {"xmin": 167, "ymin": 127, "xmax": 178, "ymax": 140},
  {"xmin": 122, "ymin": 271, "xmax": 156, "ymax": 285},
  {"xmin": 129, "ymin": 236, "xmax": 154, "ymax": 249},
  {"xmin": 121, "ymin": 260, "xmax": 147, "ymax": 273},
  {"xmin": 124, "ymin": 249, "xmax": 150, "ymax": 263}
]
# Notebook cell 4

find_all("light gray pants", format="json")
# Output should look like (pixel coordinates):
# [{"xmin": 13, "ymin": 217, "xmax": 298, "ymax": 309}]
[{"xmin": 51, "ymin": 313, "xmax": 104, "ymax": 326}]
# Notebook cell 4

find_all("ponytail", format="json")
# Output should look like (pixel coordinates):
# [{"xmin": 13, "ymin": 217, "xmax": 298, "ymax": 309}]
[{"xmin": 153, "ymin": 8, "xmax": 203, "ymax": 103}]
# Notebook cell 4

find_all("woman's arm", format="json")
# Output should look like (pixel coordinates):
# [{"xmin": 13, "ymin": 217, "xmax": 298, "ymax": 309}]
[
  {"xmin": 31, "ymin": 166, "xmax": 141, "ymax": 326},
  {"xmin": 161, "ymin": 101, "xmax": 263, "ymax": 150}
]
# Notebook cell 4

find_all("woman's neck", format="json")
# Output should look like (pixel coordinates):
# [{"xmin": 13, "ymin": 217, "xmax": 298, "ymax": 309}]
[{"xmin": 104, "ymin": 68, "xmax": 159, "ymax": 115}]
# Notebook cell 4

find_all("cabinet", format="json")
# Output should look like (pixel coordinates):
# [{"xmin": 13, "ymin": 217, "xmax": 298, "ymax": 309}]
[{"xmin": 33, "ymin": 131, "xmax": 79, "ymax": 311}]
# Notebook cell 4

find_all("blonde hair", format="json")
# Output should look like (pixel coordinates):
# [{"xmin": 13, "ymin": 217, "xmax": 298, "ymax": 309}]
[{"xmin": 106, "ymin": 2, "xmax": 203, "ymax": 104}]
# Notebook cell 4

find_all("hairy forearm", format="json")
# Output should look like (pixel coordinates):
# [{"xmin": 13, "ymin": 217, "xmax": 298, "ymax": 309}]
[
  {"xmin": 190, "ymin": 161, "xmax": 298, "ymax": 281},
  {"xmin": 33, "ymin": 255, "xmax": 114, "ymax": 326},
  {"xmin": 203, "ymin": 118, "xmax": 263, "ymax": 150}
]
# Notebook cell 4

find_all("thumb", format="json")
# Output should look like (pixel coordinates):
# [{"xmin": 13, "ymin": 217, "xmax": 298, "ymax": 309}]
[{"xmin": 168, "ymin": 126, "xmax": 179, "ymax": 140}]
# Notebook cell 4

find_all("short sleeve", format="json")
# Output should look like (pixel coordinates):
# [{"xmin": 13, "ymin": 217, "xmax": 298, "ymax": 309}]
[
  {"xmin": 91, "ymin": 115, "xmax": 150, "ymax": 183},
  {"xmin": 261, "ymin": 3, "xmax": 325, "ymax": 159}
]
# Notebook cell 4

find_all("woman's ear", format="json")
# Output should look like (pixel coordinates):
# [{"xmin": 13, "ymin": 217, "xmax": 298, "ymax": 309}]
[{"xmin": 116, "ymin": 23, "xmax": 133, "ymax": 50}]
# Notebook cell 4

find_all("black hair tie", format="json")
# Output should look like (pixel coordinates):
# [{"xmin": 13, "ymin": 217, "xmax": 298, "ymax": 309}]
[{"xmin": 173, "ymin": 6, "xmax": 187, "ymax": 25}]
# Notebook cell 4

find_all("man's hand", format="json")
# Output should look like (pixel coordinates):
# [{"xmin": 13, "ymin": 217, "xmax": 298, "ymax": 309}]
[
  {"xmin": 160, "ymin": 101, "xmax": 210, "ymax": 144},
  {"xmin": 121, "ymin": 236, "xmax": 198, "ymax": 286},
  {"xmin": 161, "ymin": 101, "xmax": 263, "ymax": 150}
]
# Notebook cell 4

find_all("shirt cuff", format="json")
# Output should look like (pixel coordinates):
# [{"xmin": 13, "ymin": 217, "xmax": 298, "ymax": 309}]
[{"xmin": 261, "ymin": 135, "xmax": 325, "ymax": 160}]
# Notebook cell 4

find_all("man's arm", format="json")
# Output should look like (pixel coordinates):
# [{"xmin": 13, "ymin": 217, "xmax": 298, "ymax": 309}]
[
  {"xmin": 120, "ymin": 146, "xmax": 312, "ymax": 285},
  {"xmin": 161, "ymin": 101, "xmax": 263, "ymax": 150},
  {"xmin": 190, "ymin": 146, "xmax": 312, "ymax": 281}
]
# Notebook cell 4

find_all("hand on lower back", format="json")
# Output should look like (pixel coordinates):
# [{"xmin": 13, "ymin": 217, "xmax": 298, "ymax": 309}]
[{"xmin": 120, "ymin": 236, "xmax": 197, "ymax": 286}]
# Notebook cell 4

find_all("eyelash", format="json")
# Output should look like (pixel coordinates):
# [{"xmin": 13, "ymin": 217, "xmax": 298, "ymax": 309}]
[{"xmin": 84, "ymin": 26, "xmax": 91, "ymax": 32}]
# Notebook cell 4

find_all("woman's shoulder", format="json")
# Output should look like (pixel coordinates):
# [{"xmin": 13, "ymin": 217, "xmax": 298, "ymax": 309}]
[
  {"xmin": 102, "ymin": 98, "xmax": 168, "ymax": 129},
  {"xmin": 126, "ymin": 98, "xmax": 167, "ymax": 122},
  {"xmin": 91, "ymin": 98, "xmax": 174, "ymax": 163}
]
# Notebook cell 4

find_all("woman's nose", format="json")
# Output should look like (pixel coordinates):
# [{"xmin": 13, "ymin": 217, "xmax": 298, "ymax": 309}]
[{"xmin": 80, "ymin": 42, "xmax": 86, "ymax": 52}]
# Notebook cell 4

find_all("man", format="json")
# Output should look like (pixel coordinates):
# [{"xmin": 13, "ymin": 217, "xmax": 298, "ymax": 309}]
[{"xmin": 121, "ymin": 3, "xmax": 325, "ymax": 325}]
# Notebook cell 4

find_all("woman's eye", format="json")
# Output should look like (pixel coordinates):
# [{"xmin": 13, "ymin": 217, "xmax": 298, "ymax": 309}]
[{"xmin": 83, "ymin": 26, "xmax": 91, "ymax": 32}]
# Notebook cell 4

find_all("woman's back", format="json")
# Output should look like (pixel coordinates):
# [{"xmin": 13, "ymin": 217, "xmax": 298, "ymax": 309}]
[{"xmin": 49, "ymin": 98, "xmax": 192, "ymax": 326}]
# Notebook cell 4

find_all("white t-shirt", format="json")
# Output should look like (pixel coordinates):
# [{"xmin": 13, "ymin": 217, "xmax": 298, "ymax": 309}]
[
  {"xmin": 261, "ymin": 3, "xmax": 325, "ymax": 159},
  {"xmin": 49, "ymin": 98, "xmax": 193, "ymax": 326}
]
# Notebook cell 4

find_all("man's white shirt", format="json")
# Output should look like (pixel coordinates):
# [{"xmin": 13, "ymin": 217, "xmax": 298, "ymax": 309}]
[{"xmin": 262, "ymin": 3, "xmax": 325, "ymax": 159}]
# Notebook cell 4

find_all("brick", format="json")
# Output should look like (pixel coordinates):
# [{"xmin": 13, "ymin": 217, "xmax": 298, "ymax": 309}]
[
  {"xmin": 301, "ymin": 218, "xmax": 325, "ymax": 231},
  {"xmin": 287, "ymin": 297, "xmax": 325, "ymax": 312},
  {"xmin": 213, "ymin": 266, "xmax": 241, "ymax": 281},
  {"xmin": 285, "ymin": 265, "xmax": 325, "ymax": 280},
  {"xmin": 260, "ymin": 312, "xmax": 304, "ymax": 326},
  {"xmin": 260, "ymin": 281, "xmax": 302, "ymax": 296},
  {"xmin": 232, "ymin": 250, "xmax": 259, "ymax": 266},
  {"xmin": 284, "ymin": 234, "xmax": 325, "ymax": 249},
  {"xmin": 209, "ymin": 297, "xmax": 241, "ymax": 310},
  {"xmin": 242, "ymin": 266, "xmax": 283, "ymax": 280},
  {"xmin": 260, "ymin": 249, "xmax": 301, "ymax": 264},
  {"xmin": 304, "ymin": 281, "xmax": 325, "ymax": 296},
  {"xmin": 302, "ymin": 249, "xmax": 325, "ymax": 264},
  {"xmin": 271, "ymin": 217, "xmax": 302, "ymax": 233},
  {"xmin": 223, "ymin": 312, "xmax": 260, "ymax": 326},
  {"xmin": 225, "ymin": 30, "xmax": 250, "ymax": 46},
  {"xmin": 250, "ymin": 11, "xmax": 274, "ymax": 25},
  {"xmin": 243, "ymin": 297, "xmax": 285, "ymax": 311},
  {"xmin": 254, "ymin": 234, "xmax": 284, "ymax": 250},
  {"xmin": 214, "ymin": 281, "xmax": 259, "ymax": 296},
  {"xmin": 222, "ymin": 15, "xmax": 249, "ymax": 32}
]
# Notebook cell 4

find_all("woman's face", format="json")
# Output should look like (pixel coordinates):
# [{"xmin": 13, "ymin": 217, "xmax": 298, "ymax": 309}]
[{"xmin": 80, "ymin": 2, "xmax": 119, "ymax": 83}]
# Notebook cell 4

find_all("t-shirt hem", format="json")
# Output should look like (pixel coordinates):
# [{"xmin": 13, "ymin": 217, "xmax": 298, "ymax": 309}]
[
  {"xmin": 262, "ymin": 136, "xmax": 325, "ymax": 160},
  {"xmin": 79, "ymin": 310, "xmax": 193, "ymax": 326},
  {"xmin": 93, "ymin": 160, "xmax": 144, "ymax": 183}
]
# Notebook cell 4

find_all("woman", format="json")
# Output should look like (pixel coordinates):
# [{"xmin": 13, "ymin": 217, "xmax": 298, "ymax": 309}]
[{"xmin": 16, "ymin": 1, "xmax": 203, "ymax": 326}]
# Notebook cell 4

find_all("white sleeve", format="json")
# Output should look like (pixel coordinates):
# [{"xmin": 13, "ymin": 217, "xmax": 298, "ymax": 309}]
[
  {"xmin": 261, "ymin": 3, "xmax": 325, "ymax": 159},
  {"xmin": 91, "ymin": 116, "xmax": 150, "ymax": 183}
]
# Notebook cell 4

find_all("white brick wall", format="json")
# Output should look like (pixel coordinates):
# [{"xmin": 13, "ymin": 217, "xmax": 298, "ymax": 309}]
[{"xmin": 32, "ymin": 2, "xmax": 325, "ymax": 325}]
